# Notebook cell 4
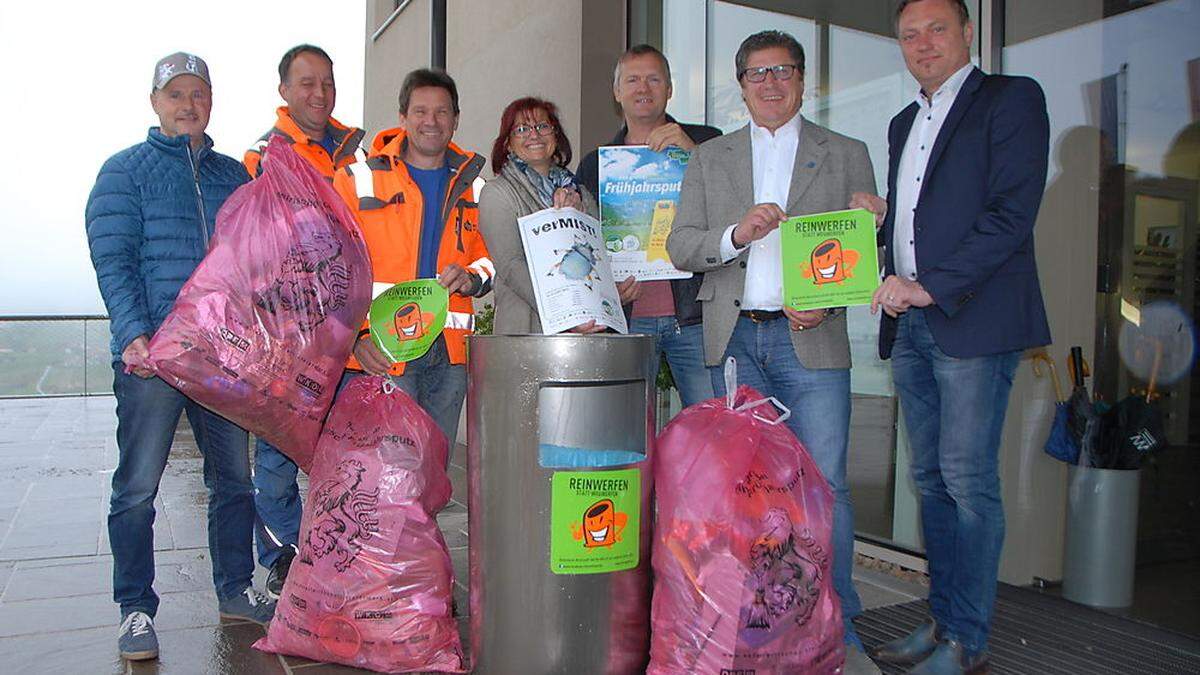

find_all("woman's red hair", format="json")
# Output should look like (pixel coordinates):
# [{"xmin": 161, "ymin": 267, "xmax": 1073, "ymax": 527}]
[{"xmin": 490, "ymin": 97, "xmax": 572, "ymax": 175}]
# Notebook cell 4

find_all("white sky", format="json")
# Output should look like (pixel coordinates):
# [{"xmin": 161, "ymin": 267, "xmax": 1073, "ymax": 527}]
[{"xmin": 0, "ymin": 2, "xmax": 365, "ymax": 315}]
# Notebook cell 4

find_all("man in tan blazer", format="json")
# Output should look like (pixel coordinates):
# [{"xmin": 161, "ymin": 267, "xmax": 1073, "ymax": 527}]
[{"xmin": 666, "ymin": 29, "xmax": 884, "ymax": 675}]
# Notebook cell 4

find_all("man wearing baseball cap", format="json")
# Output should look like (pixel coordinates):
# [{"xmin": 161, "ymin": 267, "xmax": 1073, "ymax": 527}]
[{"xmin": 85, "ymin": 52, "xmax": 276, "ymax": 662}]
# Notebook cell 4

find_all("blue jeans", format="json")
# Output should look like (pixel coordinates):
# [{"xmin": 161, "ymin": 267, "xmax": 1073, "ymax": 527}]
[
  {"xmin": 253, "ymin": 439, "xmax": 300, "ymax": 568},
  {"xmin": 629, "ymin": 316, "xmax": 714, "ymax": 408},
  {"xmin": 344, "ymin": 336, "xmax": 466, "ymax": 457},
  {"xmin": 890, "ymin": 310, "xmax": 1019, "ymax": 655},
  {"xmin": 709, "ymin": 315, "xmax": 863, "ymax": 647},
  {"xmin": 109, "ymin": 364, "xmax": 254, "ymax": 618}
]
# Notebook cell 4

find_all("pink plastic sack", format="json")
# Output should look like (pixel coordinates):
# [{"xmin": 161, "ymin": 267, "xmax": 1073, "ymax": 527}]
[
  {"xmin": 649, "ymin": 384, "xmax": 844, "ymax": 674},
  {"xmin": 254, "ymin": 376, "xmax": 465, "ymax": 673},
  {"xmin": 147, "ymin": 137, "xmax": 371, "ymax": 470}
]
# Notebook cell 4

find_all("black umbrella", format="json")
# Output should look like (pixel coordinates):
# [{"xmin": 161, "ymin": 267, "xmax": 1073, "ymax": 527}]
[
  {"xmin": 1065, "ymin": 346, "xmax": 1101, "ymax": 467},
  {"xmin": 1095, "ymin": 339, "xmax": 1168, "ymax": 469}
]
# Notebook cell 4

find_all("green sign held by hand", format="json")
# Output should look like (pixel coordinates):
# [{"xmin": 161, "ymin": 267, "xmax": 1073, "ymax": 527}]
[{"xmin": 368, "ymin": 280, "xmax": 449, "ymax": 363}]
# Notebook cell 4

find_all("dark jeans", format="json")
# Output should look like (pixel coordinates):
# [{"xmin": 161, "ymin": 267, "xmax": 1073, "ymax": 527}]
[
  {"xmin": 629, "ymin": 316, "xmax": 714, "ymax": 408},
  {"xmin": 109, "ymin": 364, "xmax": 254, "ymax": 618},
  {"xmin": 891, "ymin": 310, "xmax": 1020, "ymax": 655},
  {"xmin": 253, "ymin": 438, "xmax": 300, "ymax": 568},
  {"xmin": 709, "ymin": 315, "xmax": 864, "ymax": 648}
]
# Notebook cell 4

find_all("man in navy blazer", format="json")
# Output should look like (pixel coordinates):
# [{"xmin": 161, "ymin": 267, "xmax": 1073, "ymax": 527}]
[{"xmin": 867, "ymin": 1, "xmax": 1050, "ymax": 673}]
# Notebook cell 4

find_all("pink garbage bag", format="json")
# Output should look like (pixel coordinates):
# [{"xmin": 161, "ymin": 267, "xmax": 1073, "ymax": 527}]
[
  {"xmin": 254, "ymin": 376, "xmax": 465, "ymax": 673},
  {"xmin": 147, "ymin": 137, "xmax": 371, "ymax": 470},
  {"xmin": 649, "ymin": 384, "xmax": 844, "ymax": 674}
]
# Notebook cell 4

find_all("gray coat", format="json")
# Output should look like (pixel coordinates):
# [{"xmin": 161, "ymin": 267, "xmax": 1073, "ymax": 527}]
[
  {"xmin": 477, "ymin": 162, "xmax": 599, "ymax": 335},
  {"xmin": 665, "ymin": 118, "xmax": 877, "ymax": 368}
]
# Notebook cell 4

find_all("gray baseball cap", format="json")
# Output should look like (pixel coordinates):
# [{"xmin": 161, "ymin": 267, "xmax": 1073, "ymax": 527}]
[{"xmin": 152, "ymin": 52, "xmax": 211, "ymax": 90}]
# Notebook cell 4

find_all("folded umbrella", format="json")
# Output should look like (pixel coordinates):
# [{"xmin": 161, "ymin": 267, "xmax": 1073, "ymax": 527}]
[
  {"xmin": 1034, "ymin": 351, "xmax": 1078, "ymax": 464},
  {"xmin": 1065, "ymin": 346, "xmax": 1101, "ymax": 466},
  {"xmin": 1096, "ymin": 338, "xmax": 1168, "ymax": 469}
]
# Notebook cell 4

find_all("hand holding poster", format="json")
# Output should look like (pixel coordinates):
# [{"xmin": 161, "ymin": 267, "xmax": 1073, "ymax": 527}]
[
  {"xmin": 780, "ymin": 208, "xmax": 880, "ymax": 311},
  {"xmin": 518, "ymin": 206, "xmax": 628, "ymax": 335},
  {"xmin": 598, "ymin": 146, "xmax": 693, "ymax": 281},
  {"xmin": 368, "ymin": 280, "xmax": 448, "ymax": 363}
]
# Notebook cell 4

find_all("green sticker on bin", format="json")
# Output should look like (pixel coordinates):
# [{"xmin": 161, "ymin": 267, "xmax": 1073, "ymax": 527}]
[
  {"xmin": 550, "ymin": 468, "xmax": 640, "ymax": 575},
  {"xmin": 368, "ymin": 280, "xmax": 448, "ymax": 363}
]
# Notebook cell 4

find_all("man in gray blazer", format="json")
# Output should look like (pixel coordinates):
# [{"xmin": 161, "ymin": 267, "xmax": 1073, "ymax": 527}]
[{"xmin": 666, "ymin": 30, "xmax": 884, "ymax": 675}]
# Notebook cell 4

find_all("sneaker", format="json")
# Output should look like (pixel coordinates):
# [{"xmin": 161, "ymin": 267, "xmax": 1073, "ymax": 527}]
[
  {"xmin": 118, "ymin": 611, "xmax": 159, "ymax": 661},
  {"xmin": 265, "ymin": 547, "xmax": 296, "ymax": 600},
  {"xmin": 218, "ymin": 587, "xmax": 277, "ymax": 625}
]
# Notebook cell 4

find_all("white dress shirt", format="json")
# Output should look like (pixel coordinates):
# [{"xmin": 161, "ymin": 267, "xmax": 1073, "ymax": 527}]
[
  {"xmin": 893, "ymin": 63, "xmax": 975, "ymax": 281},
  {"xmin": 720, "ymin": 111, "xmax": 803, "ymax": 310}
]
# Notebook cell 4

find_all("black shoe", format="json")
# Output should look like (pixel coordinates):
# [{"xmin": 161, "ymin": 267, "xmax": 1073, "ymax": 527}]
[
  {"xmin": 871, "ymin": 619, "xmax": 939, "ymax": 664},
  {"xmin": 265, "ymin": 547, "xmax": 296, "ymax": 599},
  {"xmin": 906, "ymin": 640, "xmax": 989, "ymax": 675}
]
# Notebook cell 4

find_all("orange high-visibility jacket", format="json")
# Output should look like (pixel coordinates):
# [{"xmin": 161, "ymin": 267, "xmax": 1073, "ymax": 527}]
[
  {"xmin": 243, "ymin": 107, "xmax": 365, "ymax": 179},
  {"xmin": 333, "ymin": 127, "xmax": 493, "ymax": 375}
]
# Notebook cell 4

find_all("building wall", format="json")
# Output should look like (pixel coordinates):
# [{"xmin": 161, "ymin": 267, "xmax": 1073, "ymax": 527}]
[
  {"xmin": 364, "ymin": 0, "xmax": 433, "ymax": 139},
  {"xmin": 364, "ymin": 0, "xmax": 626, "ymax": 176}
]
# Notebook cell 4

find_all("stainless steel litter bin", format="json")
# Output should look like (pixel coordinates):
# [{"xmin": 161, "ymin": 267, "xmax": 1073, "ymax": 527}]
[{"xmin": 466, "ymin": 334, "xmax": 657, "ymax": 674}]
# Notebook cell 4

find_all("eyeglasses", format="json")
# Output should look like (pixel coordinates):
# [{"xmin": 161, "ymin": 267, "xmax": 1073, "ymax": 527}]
[
  {"xmin": 512, "ymin": 122, "xmax": 555, "ymax": 137},
  {"xmin": 738, "ymin": 64, "xmax": 801, "ymax": 83}
]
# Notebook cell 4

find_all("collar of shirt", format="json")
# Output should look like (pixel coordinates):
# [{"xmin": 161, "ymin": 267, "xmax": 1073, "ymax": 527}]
[
  {"xmin": 750, "ymin": 109, "xmax": 803, "ymax": 144},
  {"xmin": 914, "ymin": 63, "xmax": 975, "ymax": 110}
]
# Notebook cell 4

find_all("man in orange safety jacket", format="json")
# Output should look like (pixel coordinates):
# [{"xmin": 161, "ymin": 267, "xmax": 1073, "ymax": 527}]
[
  {"xmin": 333, "ymin": 68, "xmax": 493, "ymax": 453},
  {"xmin": 242, "ymin": 44, "xmax": 368, "ymax": 600}
]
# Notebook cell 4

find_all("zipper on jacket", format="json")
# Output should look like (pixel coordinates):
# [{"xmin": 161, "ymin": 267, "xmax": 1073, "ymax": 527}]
[{"xmin": 185, "ymin": 143, "xmax": 211, "ymax": 246}]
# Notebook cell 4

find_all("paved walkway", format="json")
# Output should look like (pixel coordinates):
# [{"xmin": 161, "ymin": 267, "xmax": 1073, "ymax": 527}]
[{"xmin": 0, "ymin": 395, "xmax": 922, "ymax": 673}]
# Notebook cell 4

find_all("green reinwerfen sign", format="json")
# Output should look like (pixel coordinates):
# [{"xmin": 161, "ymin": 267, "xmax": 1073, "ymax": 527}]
[
  {"xmin": 368, "ymin": 280, "xmax": 448, "ymax": 363},
  {"xmin": 550, "ymin": 468, "xmax": 641, "ymax": 575},
  {"xmin": 780, "ymin": 208, "xmax": 880, "ymax": 311}
]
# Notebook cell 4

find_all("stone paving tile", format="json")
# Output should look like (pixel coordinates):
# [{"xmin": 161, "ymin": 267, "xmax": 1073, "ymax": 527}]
[
  {"xmin": 0, "ymin": 625, "xmax": 126, "ymax": 675},
  {"xmin": 129, "ymin": 623, "xmax": 283, "ymax": 675},
  {"xmin": 0, "ymin": 588, "xmax": 225, "ymax": 638}
]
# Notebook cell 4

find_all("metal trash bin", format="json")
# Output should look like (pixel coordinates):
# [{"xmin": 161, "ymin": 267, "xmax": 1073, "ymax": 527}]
[
  {"xmin": 466, "ymin": 334, "xmax": 657, "ymax": 674},
  {"xmin": 1063, "ymin": 465, "xmax": 1140, "ymax": 608}
]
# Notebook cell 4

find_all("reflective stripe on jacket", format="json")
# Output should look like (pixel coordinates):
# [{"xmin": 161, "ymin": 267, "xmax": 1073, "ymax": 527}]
[
  {"xmin": 333, "ymin": 127, "xmax": 491, "ymax": 375},
  {"xmin": 243, "ymin": 107, "xmax": 366, "ymax": 179}
]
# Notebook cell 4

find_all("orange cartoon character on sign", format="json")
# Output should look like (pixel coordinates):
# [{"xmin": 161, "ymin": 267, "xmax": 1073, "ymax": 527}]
[
  {"xmin": 801, "ymin": 238, "xmax": 859, "ymax": 286},
  {"xmin": 388, "ymin": 302, "xmax": 433, "ymax": 342},
  {"xmin": 571, "ymin": 499, "xmax": 628, "ymax": 548}
]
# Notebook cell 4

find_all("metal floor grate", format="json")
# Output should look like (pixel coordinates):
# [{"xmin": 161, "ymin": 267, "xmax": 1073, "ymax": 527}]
[{"xmin": 856, "ymin": 584, "xmax": 1200, "ymax": 674}]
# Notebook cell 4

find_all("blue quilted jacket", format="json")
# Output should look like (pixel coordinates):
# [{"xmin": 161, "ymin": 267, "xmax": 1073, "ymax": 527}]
[{"xmin": 86, "ymin": 127, "xmax": 248, "ymax": 361}]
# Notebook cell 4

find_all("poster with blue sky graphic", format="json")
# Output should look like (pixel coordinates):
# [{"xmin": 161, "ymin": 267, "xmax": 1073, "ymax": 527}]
[{"xmin": 597, "ymin": 146, "xmax": 694, "ymax": 281}]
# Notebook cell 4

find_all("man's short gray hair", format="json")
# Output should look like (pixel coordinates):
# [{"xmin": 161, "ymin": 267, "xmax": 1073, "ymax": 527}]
[
  {"xmin": 734, "ymin": 31, "xmax": 805, "ymax": 80},
  {"xmin": 613, "ymin": 44, "xmax": 672, "ymax": 88}
]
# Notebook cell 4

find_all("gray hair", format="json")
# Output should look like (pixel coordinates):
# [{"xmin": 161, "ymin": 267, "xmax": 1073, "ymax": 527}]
[
  {"xmin": 734, "ymin": 31, "xmax": 805, "ymax": 80},
  {"xmin": 613, "ymin": 44, "xmax": 672, "ymax": 88}
]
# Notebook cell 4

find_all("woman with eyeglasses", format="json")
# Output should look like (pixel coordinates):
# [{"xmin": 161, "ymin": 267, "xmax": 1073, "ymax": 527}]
[{"xmin": 479, "ymin": 96, "xmax": 640, "ymax": 335}]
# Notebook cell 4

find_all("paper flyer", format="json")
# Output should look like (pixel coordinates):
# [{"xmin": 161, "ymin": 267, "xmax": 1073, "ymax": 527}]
[
  {"xmin": 517, "ymin": 206, "xmax": 628, "ymax": 335},
  {"xmin": 367, "ymin": 280, "xmax": 449, "ymax": 362},
  {"xmin": 597, "ymin": 145, "xmax": 694, "ymax": 281},
  {"xmin": 780, "ymin": 208, "xmax": 881, "ymax": 311}
]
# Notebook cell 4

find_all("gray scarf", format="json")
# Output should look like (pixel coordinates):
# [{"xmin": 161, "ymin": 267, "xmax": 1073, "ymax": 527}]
[{"xmin": 508, "ymin": 154, "xmax": 575, "ymax": 208}]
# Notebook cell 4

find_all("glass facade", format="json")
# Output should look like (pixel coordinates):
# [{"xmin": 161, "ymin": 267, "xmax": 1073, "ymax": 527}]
[
  {"xmin": 655, "ymin": 0, "xmax": 1199, "ymax": 636},
  {"xmin": 660, "ymin": 0, "xmax": 981, "ymax": 550},
  {"xmin": 1004, "ymin": 0, "xmax": 1199, "ymax": 633}
]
